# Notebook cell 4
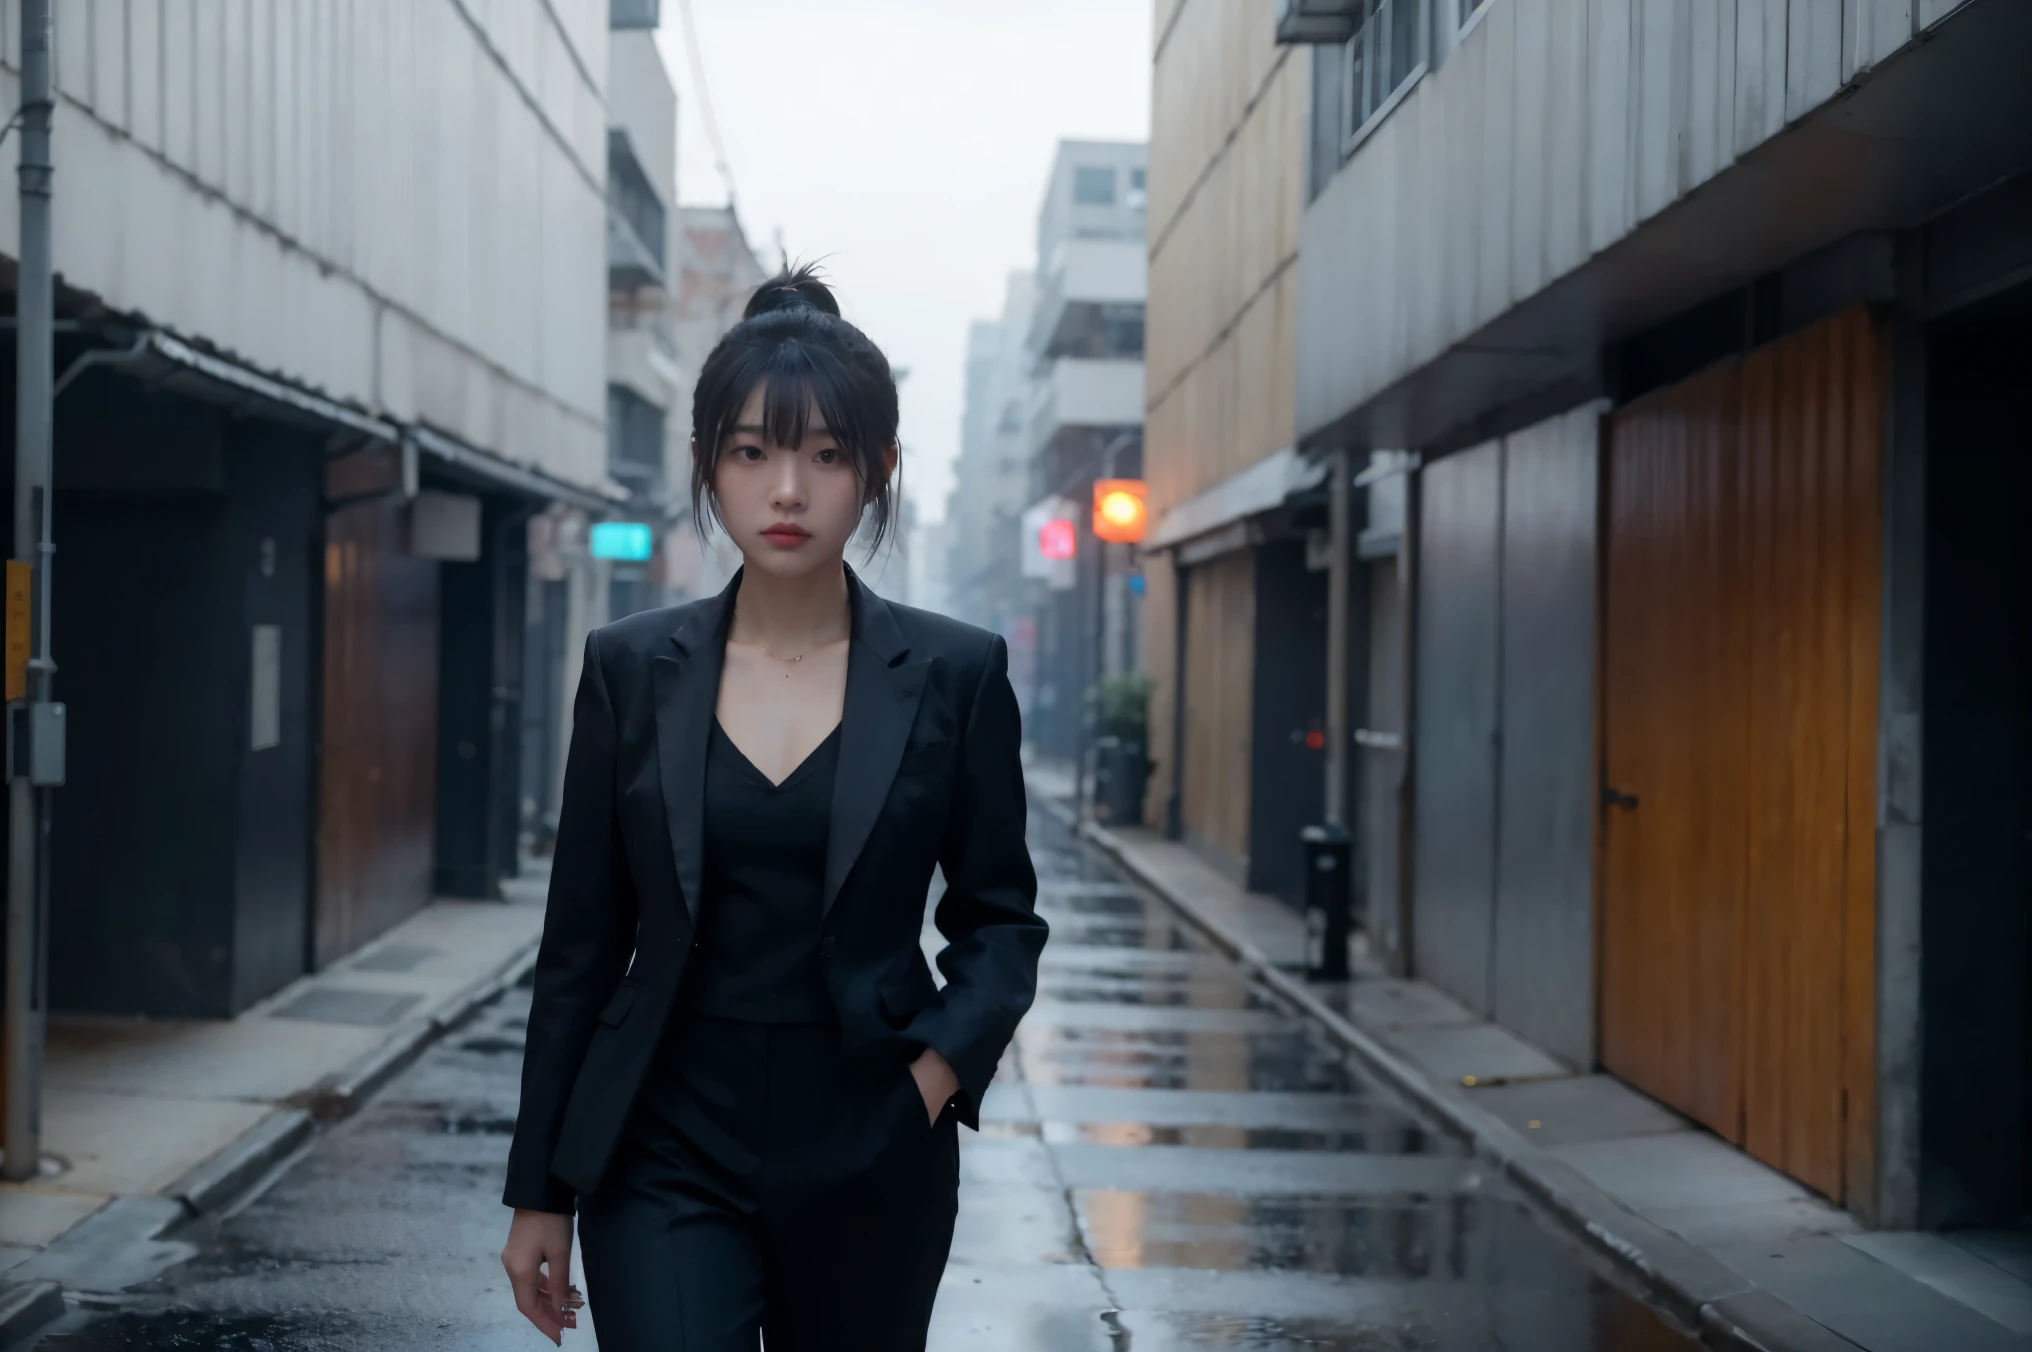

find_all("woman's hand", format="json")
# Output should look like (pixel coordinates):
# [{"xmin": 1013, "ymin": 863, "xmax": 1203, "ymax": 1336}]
[
  {"xmin": 502, "ymin": 1208, "xmax": 584, "ymax": 1344},
  {"xmin": 908, "ymin": 1047, "xmax": 960, "ymax": 1127}
]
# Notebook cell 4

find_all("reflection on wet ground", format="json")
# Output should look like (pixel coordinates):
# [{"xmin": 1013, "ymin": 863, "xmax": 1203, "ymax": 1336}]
[
  {"xmin": 930, "ymin": 812, "xmax": 1702, "ymax": 1351},
  {"xmin": 27, "ymin": 812, "xmax": 1701, "ymax": 1351}
]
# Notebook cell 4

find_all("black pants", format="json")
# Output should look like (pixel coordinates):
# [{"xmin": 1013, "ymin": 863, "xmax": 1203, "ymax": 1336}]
[{"xmin": 578, "ymin": 1012, "xmax": 959, "ymax": 1351}]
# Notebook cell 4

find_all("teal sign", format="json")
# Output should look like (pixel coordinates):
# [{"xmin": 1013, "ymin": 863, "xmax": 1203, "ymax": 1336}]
[{"xmin": 590, "ymin": 521, "xmax": 655, "ymax": 562}]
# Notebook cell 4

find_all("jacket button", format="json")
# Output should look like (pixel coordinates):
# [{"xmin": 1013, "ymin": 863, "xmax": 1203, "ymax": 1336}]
[{"xmin": 820, "ymin": 935, "xmax": 835, "ymax": 958}]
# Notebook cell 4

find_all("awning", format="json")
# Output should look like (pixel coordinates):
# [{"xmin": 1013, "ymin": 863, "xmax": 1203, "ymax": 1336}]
[
  {"xmin": 1144, "ymin": 445, "xmax": 1325, "ymax": 553},
  {"xmin": 140, "ymin": 331, "xmax": 401, "ymax": 443},
  {"xmin": 120, "ymin": 330, "xmax": 621, "ymax": 515},
  {"xmin": 409, "ymin": 426, "xmax": 625, "ymax": 516}
]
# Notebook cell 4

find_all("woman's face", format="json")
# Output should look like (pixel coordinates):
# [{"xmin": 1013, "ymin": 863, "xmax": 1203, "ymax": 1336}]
[{"xmin": 708, "ymin": 381, "xmax": 888, "ymax": 581}]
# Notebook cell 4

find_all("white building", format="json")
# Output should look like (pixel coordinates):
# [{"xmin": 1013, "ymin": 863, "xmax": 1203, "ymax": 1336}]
[
  {"xmin": 0, "ymin": 1, "xmax": 622, "ymax": 1016},
  {"xmin": 942, "ymin": 272, "xmax": 1037, "ymax": 639}
]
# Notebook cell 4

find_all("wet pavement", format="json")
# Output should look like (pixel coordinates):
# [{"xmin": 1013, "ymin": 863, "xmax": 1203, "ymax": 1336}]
[{"xmin": 25, "ymin": 814, "xmax": 1702, "ymax": 1349}]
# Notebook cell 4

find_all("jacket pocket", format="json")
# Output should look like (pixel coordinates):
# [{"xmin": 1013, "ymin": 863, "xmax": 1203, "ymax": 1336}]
[
  {"xmin": 596, "ymin": 982, "xmax": 639, "ymax": 1027},
  {"xmin": 877, "ymin": 962, "xmax": 940, "ymax": 1026}
]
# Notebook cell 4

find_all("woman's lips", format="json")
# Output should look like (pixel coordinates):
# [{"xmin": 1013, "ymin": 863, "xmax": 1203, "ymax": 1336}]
[{"xmin": 760, "ymin": 524, "xmax": 812, "ymax": 549}]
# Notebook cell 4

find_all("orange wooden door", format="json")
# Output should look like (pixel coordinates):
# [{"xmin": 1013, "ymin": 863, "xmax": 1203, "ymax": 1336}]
[
  {"xmin": 1601, "ymin": 307, "xmax": 1882, "ymax": 1204},
  {"xmin": 317, "ymin": 497, "xmax": 441, "ymax": 968}
]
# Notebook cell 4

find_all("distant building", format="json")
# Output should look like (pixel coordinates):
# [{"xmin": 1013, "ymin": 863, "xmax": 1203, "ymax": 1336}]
[
  {"xmin": 1020, "ymin": 141, "xmax": 1148, "ymax": 764},
  {"xmin": 522, "ymin": 15, "xmax": 683, "ymax": 847},
  {"xmin": 661, "ymin": 204, "xmax": 771, "ymax": 604},
  {"xmin": 943, "ymin": 271, "xmax": 1039, "ymax": 638}
]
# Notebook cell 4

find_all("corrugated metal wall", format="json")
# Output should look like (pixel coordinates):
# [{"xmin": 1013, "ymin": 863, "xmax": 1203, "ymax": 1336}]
[
  {"xmin": 1298, "ymin": 0, "xmax": 1941, "ymax": 441},
  {"xmin": 1413, "ymin": 443, "xmax": 1502, "ymax": 1012},
  {"xmin": 1492, "ymin": 408, "xmax": 1599, "ymax": 1065},
  {"xmin": 1601, "ymin": 306, "xmax": 1883, "ymax": 1203},
  {"xmin": 0, "ymin": 0, "xmax": 608, "ymax": 488},
  {"xmin": 1412, "ymin": 408, "xmax": 1599, "ymax": 1065}
]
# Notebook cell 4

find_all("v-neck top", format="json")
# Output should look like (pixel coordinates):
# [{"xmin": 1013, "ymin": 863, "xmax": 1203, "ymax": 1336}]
[{"xmin": 679, "ymin": 719, "xmax": 843, "ymax": 1024}]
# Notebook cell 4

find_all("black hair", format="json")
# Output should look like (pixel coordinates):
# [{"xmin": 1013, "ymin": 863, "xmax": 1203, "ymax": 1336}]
[{"xmin": 689, "ymin": 263, "xmax": 901, "ymax": 553}]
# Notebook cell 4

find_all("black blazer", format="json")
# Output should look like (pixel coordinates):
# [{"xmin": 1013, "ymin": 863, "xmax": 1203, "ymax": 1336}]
[{"xmin": 503, "ymin": 571, "xmax": 1045, "ymax": 1214}]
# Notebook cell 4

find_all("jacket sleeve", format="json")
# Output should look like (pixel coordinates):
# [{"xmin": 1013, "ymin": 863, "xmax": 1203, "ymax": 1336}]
[
  {"xmin": 920, "ymin": 635, "xmax": 1046, "ymax": 1127},
  {"xmin": 503, "ymin": 630, "xmax": 637, "ymax": 1213}
]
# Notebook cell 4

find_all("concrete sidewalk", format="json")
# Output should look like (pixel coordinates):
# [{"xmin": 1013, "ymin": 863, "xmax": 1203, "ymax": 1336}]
[
  {"xmin": 0, "ymin": 865, "xmax": 548, "ymax": 1336},
  {"xmin": 1026, "ymin": 763, "xmax": 2032, "ymax": 1352}
]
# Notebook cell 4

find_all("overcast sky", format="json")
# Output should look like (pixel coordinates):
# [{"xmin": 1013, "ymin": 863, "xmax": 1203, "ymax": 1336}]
[{"xmin": 655, "ymin": 1, "xmax": 1153, "ymax": 526}]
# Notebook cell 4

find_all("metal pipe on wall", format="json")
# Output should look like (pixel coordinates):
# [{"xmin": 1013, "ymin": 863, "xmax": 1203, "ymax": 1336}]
[
  {"xmin": 1391, "ymin": 462, "xmax": 1422, "ymax": 980},
  {"xmin": 1323, "ymin": 450, "xmax": 1350, "ymax": 828},
  {"xmin": 6, "ymin": 0, "xmax": 56, "ymax": 1182}
]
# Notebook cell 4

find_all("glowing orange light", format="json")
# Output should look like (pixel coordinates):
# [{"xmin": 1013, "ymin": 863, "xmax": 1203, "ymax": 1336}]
[
  {"xmin": 1038, "ymin": 518, "xmax": 1077, "ymax": 560},
  {"xmin": 1304, "ymin": 729, "xmax": 1326, "ymax": 751},
  {"xmin": 1091, "ymin": 479, "xmax": 1149, "ymax": 545}
]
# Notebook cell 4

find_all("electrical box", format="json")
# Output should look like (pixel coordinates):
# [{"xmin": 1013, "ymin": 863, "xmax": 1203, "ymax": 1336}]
[
  {"xmin": 9, "ymin": 701, "xmax": 65, "ymax": 786},
  {"xmin": 407, "ymin": 491, "xmax": 483, "ymax": 562}
]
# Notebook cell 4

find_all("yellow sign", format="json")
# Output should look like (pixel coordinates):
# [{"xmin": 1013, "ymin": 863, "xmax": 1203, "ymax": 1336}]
[{"xmin": 5, "ymin": 561, "xmax": 28, "ymax": 703}]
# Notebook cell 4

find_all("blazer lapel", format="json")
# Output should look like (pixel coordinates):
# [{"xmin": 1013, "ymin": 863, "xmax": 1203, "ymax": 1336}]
[
  {"xmin": 654, "ymin": 574, "xmax": 738, "ymax": 927},
  {"xmin": 824, "ymin": 573, "xmax": 926, "ymax": 916}
]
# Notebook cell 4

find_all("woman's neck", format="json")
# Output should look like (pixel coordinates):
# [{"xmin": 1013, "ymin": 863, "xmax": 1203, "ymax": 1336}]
[{"xmin": 728, "ymin": 563, "xmax": 852, "ymax": 652}]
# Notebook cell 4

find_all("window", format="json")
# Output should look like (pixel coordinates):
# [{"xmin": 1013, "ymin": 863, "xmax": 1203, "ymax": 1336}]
[
  {"xmin": 1073, "ymin": 166, "xmax": 1117, "ymax": 207},
  {"xmin": 1455, "ymin": 0, "xmax": 1492, "ymax": 34},
  {"xmin": 606, "ymin": 386, "xmax": 666, "ymax": 505},
  {"xmin": 1342, "ymin": 0, "xmax": 1427, "ymax": 150},
  {"xmin": 1127, "ymin": 166, "xmax": 1148, "ymax": 211}
]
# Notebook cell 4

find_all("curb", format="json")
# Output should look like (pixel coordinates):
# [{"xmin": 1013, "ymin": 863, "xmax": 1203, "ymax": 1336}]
[
  {"xmin": 0, "ymin": 1281, "xmax": 62, "ymax": 1348},
  {"xmin": 1031, "ymin": 784, "xmax": 1847, "ymax": 1352},
  {"xmin": 302, "ymin": 937, "xmax": 542, "ymax": 1121},
  {"xmin": 0, "ymin": 932, "xmax": 546, "ymax": 1350},
  {"xmin": 166, "ymin": 1107, "xmax": 314, "ymax": 1217}
]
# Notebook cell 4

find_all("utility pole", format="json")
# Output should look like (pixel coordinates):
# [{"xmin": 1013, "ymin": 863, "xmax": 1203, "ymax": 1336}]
[{"xmin": 6, "ymin": 0, "xmax": 57, "ymax": 1183}]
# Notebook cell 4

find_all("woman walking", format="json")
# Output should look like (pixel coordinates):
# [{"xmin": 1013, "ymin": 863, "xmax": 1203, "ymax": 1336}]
[{"xmin": 500, "ymin": 267, "xmax": 1045, "ymax": 1350}]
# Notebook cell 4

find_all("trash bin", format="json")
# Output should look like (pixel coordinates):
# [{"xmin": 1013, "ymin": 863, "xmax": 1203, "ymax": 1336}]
[{"xmin": 1301, "ymin": 824, "xmax": 1352, "ymax": 982}]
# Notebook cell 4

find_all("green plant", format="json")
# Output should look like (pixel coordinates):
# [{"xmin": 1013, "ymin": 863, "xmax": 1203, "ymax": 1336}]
[{"xmin": 1084, "ymin": 671, "xmax": 1154, "ymax": 744}]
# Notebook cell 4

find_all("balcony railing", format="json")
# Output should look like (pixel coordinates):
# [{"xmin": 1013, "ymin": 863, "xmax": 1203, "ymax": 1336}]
[
  {"xmin": 1028, "ymin": 237, "xmax": 1147, "ymax": 362},
  {"xmin": 608, "ymin": 130, "xmax": 667, "ymax": 289}
]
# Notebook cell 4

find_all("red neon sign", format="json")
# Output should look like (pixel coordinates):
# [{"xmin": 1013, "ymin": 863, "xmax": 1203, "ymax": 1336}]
[{"xmin": 1038, "ymin": 518, "xmax": 1077, "ymax": 561}]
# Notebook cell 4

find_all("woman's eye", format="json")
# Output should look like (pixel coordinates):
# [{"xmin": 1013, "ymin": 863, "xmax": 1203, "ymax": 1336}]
[
  {"xmin": 733, "ymin": 445, "xmax": 764, "ymax": 462},
  {"xmin": 814, "ymin": 448, "xmax": 840, "ymax": 465}
]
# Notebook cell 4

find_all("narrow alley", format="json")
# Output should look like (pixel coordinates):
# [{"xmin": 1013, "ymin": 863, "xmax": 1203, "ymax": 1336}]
[{"xmin": 22, "ymin": 810, "xmax": 1693, "ymax": 1351}]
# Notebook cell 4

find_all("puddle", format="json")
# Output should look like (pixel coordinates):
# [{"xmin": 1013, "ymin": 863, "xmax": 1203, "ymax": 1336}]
[
  {"xmin": 1011, "ymin": 812, "xmax": 1700, "ymax": 1350},
  {"xmin": 1055, "ymin": 1123, "xmax": 1434, "ymax": 1153},
  {"xmin": 38, "ymin": 1310, "xmax": 357, "ymax": 1351}
]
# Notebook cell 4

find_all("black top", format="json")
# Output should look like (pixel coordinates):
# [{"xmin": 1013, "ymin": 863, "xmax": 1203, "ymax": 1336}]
[{"xmin": 680, "ymin": 720, "xmax": 842, "ymax": 1024}]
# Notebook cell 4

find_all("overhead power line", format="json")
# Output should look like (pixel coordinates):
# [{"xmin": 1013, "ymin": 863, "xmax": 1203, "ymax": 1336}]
[{"xmin": 674, "ymin": 0, "xmax": 739, "ymax": 207}]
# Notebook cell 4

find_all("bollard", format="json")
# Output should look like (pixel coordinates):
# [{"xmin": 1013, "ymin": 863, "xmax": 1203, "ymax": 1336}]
[{"xmin": 1301, "ymin": 824, "xmax": 1352, "ymax": 982}]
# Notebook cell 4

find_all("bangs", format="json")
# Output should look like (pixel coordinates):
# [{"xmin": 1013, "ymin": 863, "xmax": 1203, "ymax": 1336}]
[{"xmin": 712, "ymin": 341, "xmax": 875, "ymax": 472}]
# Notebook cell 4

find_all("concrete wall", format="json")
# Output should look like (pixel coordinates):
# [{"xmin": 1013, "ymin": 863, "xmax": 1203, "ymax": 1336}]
[
  {"xmin": 1296, "ymin": 0, "xmax": 1971, "ymax": 448},
  {"xmin": 0, "ymin": 0, "xmax": 609, "ymax": 492},
  {"xmin": 1143, "ymin": 0, "xmax": 1311, "ymax": 833},
  {"xmin": 609, "ymin": 28, "xmax": 676, "ymax": 213}
]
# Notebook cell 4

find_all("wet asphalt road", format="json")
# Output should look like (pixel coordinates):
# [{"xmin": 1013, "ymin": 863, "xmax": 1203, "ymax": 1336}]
[{"xmin": 27, "ymin": 813, "xmax": 1701, "ymax": 1350}]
